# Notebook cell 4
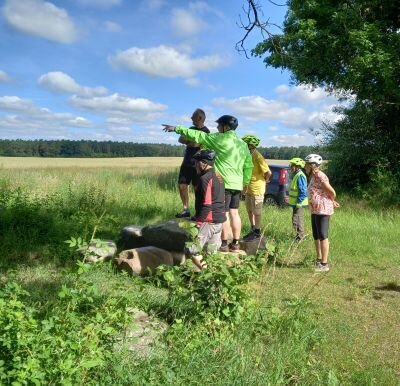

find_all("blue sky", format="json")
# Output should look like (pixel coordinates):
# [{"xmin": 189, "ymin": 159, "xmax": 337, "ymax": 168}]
[{"xmin": 0, "ymin": 0, "xmax": 341, "ymax": 146}]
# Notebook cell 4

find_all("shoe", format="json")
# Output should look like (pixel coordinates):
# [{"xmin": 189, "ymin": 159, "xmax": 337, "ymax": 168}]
[
  {"xmin": 228, "ymin": 243, "xmax": 240, "ymax": 252},
  {"xmin": 242, "ymin": 230, "xmax": 255, "ymax": 240},
  {"xmin": 190, "ymin": 216, "xmax": 197, "ymax": 221},
  {"xmin": 219, "ymin": 244, "xmax": 230, "ymax": 253},
  {"xmin": 243, "ymin": 232, "xmax": 261, "ymax": 242},
  {"xmin": 175, "ymin": 209, "xmax": 190, "ymax": 218},
  {"xmin": 315, "ymin": 262, "xmax": 330, "ymax": 272}
]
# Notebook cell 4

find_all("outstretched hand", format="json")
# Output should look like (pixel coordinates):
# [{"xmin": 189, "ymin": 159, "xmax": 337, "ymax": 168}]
[
  {"xmin": 333, "ymin": 200, "xmax": 340, "ymax": 208},
  {"xmin": 162, "ymin": 124, "xmax": 176, "ymax": 132}
]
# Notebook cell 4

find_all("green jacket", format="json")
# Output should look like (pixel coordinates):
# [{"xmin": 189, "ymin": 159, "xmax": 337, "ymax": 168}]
[{"xmin": 175, "ymin": 126, "xmax": 253, "ymax": 190}]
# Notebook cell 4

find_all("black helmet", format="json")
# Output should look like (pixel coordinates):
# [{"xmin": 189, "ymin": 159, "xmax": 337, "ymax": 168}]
[
  {"xmin": 192, "ymin": 149, "xmax": 216, "ymax": 165},
  {"xmin": 215, "ymin": 115, "xmax": 238, "ymax": 130}
]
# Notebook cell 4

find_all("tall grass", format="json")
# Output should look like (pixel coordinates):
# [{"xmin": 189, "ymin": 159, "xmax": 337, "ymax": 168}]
[{"xmin": 0, "ymin": 161, "xmax": 399, "ymax": 385}]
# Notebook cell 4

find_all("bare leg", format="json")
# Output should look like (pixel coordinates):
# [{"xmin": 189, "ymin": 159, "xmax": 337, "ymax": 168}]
[
  {"xmin": 229, "ymin": 208, "xmax": 241, "ymax": 240},
  {"xmin": 222, "ymin": 214, "xmax": 231, "ymax": 241},
  {"xmin": 320, "ymin": 239, "xmax": 329, "ymax": 263},
  {"xmin": 178, "ymin": 183, "xmax": 189, "ymax": 209},
  {"xmin": 314, "ymin": 240, "xmax": 322, "ymax": 260}
]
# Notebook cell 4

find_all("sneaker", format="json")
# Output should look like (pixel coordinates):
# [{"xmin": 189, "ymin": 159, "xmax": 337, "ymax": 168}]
[
  {"xmin": 229, "ymin": 243, "xmax": 241, "ymax": 252},
  {"xmin": 243, "ymin": 232, "xmax": 261, "ymax": 242},
  {"xmin": 315, "ymin": 262, "xmax": 330, "ymax": 272},
  {"xmin": 242, "ymin": 230, "xmax": 255, "ymax": 241},
  {"xmin": 219, "ymin": 244, "xmax": 230, "ymax": 253},
  {"xmin": 175, "ymin": 209, "xmax": 190, "ymax": 218}
]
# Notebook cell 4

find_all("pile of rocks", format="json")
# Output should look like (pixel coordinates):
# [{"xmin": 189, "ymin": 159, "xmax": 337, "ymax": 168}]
[{"xmin": 79, "ymin": 220, "xmax": 267, "ymax": 276}]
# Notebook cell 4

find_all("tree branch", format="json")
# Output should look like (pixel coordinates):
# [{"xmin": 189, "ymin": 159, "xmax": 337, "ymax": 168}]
[{"xmin": 236, "ymin": 0, "xmax": 284, "ymax": 58}]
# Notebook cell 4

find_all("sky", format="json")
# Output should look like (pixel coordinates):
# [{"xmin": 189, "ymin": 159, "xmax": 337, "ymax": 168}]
[{"xmin": 0, "ymin": 0, "xmax": 341, "ymax": 147}]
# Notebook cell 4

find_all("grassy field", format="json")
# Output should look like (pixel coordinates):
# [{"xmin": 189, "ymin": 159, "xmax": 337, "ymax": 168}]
[{"xmin": 0, "ymin": 157, "xmax": 399, "ymax": 385}]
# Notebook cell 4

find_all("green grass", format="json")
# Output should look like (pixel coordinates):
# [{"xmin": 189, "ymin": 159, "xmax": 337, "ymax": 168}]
[{"xmin": 0, "ymin": 160, "xmax": 399, "ymax": 385}]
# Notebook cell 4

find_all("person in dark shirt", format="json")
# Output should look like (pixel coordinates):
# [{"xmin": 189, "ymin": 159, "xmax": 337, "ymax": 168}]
[
  {"xmin": 185, "ymin": 149, "xmax": 226, "ymax": 271},
  {"xmin": 176, "ymin": 108, "xmax": 210, "ymax": 218}
]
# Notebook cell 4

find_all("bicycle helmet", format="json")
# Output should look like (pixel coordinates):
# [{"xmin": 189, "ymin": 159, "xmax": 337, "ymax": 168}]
[
  {"xmin": 242, "ymin": 135, "xmax": 260, "ymax": 147},
  {"xmin": 289, "ymin": 157, "xmax": 305, "ymax": 168},
  {"xmin": 305, "ymin": 154, "xmax": 323, "ymax": 165},
  {"xmin": 215, "ymin": 115, "xmax": 238, "ymax": 130},
  {"xmin": 192, "ymin": 149, "xmax": 216, "ymax": 165}
]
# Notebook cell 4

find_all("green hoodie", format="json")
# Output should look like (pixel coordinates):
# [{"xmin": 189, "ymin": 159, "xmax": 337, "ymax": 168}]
[{"xmin": 175, "ymin": 126, "xmax": 253, "ymax": 191}]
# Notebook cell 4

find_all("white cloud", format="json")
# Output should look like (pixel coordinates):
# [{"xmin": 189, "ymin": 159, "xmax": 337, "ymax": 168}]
[
  {"xmin": 185, "ymin": 78, "xmax": 201, "ymax": 87},
  {"xmin": 269, "ymin": 133, "xmax": 313, "ymax": 146},
  {"xmin": 189, "ymin": 2, "xmax": 223, "ymax": 18},
  {"xmin": 74, "ymin": 0, "xmax": 121, "ymax": 8},
  {"xmin": 170, "ymin": 8, "xmax": 207, "ymax": 37},
  {"xmin": 38, "ymin": 71, "xmax": 108, "ymax": 97},
  {"xmin": 0, "ymin": 95, "xmax": 94, "ymax": 139},
  {"xmin": 275, "ymin": 84, "xmax": 336, "ymax": 104},
  {"xmin": 3, "ymin": 0, "xmax": 78, "ymax": 43},
  {"xmin": 109, "ymin": 45, "xmax": 225, "ymax": 79},
  {"xmin": 143, "ymin": 0, "xmax": 165, "ymax": 11},
  {"xmin": 0, "ymin": 70, "xmax": 11, "ymax": 82},
  {"xmin": 104, "ymin": 21, "xmax": 122, "ymax": 32},
  {"xmin": 70, "ymin": 93, "xmax": 167, "ymax": 122},
  {"xmin": 213, "ymin": 96, "xmax": 306, "ymax": 127}
]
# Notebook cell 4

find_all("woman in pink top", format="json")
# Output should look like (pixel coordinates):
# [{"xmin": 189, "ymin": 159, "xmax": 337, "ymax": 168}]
[{"xmin": 305, "ymin": 154, "xmax": 340, "ymax": 272}]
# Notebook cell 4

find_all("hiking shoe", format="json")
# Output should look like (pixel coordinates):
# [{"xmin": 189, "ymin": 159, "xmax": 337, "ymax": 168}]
[
  {"xmin": 242, "ymin": 230, "xmax": 255, "ymax": 240},
  {"xmin": 243, "ymin": 232, "xmax": 261, "ymax": 242},
  {"xmin": 219, "ymin": 244, "xmax": 230, "ymax": 253},
  {"xmin": 229, "ymin": 243, "xmax": 241, "ymax": 252},
  {"xmin": 175, "ymin": 209, "xmax": 190, "ymax": 218},
  {"xmin": 315, "ymin": 262, "xmax": 330, "ymax": 272}
]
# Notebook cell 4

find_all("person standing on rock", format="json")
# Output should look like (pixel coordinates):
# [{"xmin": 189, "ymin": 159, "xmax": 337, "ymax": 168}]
[
  {"xmin": 163, "ymin": 114, "xmax": 253, "ymax": 253},
  {"xmin": 184, "ymin": 150, "xmax": 226, "ymax": 270},
  {"xmin": 175, "ymin": 108, "xmax": 210, "ymax": 219}
]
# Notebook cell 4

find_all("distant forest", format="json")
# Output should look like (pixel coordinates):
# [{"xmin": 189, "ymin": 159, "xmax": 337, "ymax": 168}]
[{"xmin": 0, "ymin": 139, "xmax": 326, "ymax": 160}]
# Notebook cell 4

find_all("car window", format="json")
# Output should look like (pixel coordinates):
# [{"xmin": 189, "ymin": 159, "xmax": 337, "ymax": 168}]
[{"xmin": 269, "ymin": 168, "xmax": 279, "ymax": 182}]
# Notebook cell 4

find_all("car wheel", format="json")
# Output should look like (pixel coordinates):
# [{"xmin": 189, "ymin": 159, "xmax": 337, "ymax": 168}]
[{"xmin": 264, "ymin": 194, "xmax": 278, "ymax": 206}]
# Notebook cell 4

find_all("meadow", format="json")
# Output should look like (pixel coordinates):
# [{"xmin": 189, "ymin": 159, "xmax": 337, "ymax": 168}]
[{"xmin": 0, "ymin": 157, "xmax": 399, "ymax": 385}]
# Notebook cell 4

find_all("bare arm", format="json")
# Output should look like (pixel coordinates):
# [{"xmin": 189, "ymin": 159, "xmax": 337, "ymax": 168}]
[
  {"xmin": 264, "ymin": 170, "xmax": 272, "ymax": 183},
  {"xmin": 321, "ymin": 180, "xmax": 336, "ymax": 200}
]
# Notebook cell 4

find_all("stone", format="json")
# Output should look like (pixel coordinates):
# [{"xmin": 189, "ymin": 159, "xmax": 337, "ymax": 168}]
[
  {"xmin": 119, "ymin": 225, "xmax": 146, "ymax": 249},
  {"xmin": 141, "ymin": 220, "xmax": 190, "ymax": 252},
  {"xmin": 78, "ymin": 240, "xmax": 117, "ymax": 263},
  {"xmin": 115, "ymin": 308, "xmax": 168, "ymax": 357},
  {"xmin": 240, "ymin": 237, "xmax": 267, "ymax": 256},
  {"xmin": 113, "ymin": 246, "xmax": 175, "ymax": 276}
]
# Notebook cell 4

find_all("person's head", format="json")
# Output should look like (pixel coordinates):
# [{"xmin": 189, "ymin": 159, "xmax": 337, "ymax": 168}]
[
  {"xmin": 193, "ymin": 149, "xmax": 216, "ymax": 174},
  {"xmin": 242, "ymin": 135, "xmax": 260, "ymax": 152},
  {"xmin": 191, "ymin": 108, "xmax": 206, "ymax": 128},
  {"xmin": 215, "ymin": 115, "xmax": 238, "ymax": 133},
  {"xmin": 304, "ymin": 154, "xmax": 323, "ymax": 175},
  {"xmin": 289, "ymin": 157, "xmax": 305, "ymax": 172}
]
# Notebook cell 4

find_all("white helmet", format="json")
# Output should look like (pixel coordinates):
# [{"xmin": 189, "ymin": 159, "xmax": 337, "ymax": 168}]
[{"xmin": 305, "ymin": 154, "xmax": 323, "ymax": 165}]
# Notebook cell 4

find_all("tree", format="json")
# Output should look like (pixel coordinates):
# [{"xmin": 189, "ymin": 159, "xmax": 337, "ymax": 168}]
[{"xmin": 241, "ymin": 0, "xmax": 400, "ymax": 191}]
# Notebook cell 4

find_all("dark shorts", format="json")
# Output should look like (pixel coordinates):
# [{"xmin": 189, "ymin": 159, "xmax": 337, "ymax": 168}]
[
  {"xmin": 178, "ymin": 164, "xmax": 199, "ymax": 186},
  {"xmin": 311, "ymin": 214, "xmax": 330, "ymax": 240},
  {"xmin": 225, "ymin": 189, "xmax": 241, "ymax": 210}
]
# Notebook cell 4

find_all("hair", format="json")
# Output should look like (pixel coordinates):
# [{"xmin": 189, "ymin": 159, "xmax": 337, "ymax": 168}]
[{"xmin": 194, "ymin": 108, "xmax": 206, "ymax": 120}]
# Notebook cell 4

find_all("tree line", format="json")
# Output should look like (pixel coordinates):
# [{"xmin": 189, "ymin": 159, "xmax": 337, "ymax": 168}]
[{"xmin": 0, "ymin": 139, "xmax": 324, "ymax": 160}]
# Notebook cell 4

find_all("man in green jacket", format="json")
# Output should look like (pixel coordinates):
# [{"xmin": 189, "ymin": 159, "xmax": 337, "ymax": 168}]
[{"xmin": 163, "ymin": 115, "xmax": 253, "ymax": 252}]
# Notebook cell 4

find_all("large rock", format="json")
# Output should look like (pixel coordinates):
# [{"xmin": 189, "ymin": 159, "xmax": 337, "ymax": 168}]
[
  {"xmin": 240, "ymin": 237, "xmax": 267, "ymax": 256},
  {"xmin": 119, "ymin": 221, "xmax": 190, "ymax": 253},
  {"xmin": 113, "ymin": 246, "xmax": 177, "ymax": 276},
  {"xmin": 142, "ymin": 221, "xmax": 190, "ymax": 252},
  {"xmin": 78, "ymin": 240, "xmax": 117, "ymax": 263},
  {"xmin": 119, "ymin": 225, "xmax": 146, "ymax": 249}
]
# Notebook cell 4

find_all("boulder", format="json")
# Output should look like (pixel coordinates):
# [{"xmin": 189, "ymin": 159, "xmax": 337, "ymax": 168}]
[
  {"xmin": 119, "ymin": 225, "xmax": 146, "ymax": 249},
  {"xmin": 78, "ymin": 240, "xmax": 117, "ymax": 263},
  {"xmin": 240, "ymin": 237, "xmax": 267, "ymax": 256},
  {"xmin": 141, "ymin": 221, "xmax": 190, "ymax": 252},
  {"xmin": 113, "ymin": 246, "xmax": 175, "ymax": 276}
]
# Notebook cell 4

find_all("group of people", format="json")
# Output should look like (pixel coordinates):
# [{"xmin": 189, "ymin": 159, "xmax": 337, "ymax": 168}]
[{"xmin": 162, "ymin": 108, "xmax": 339, "ymax": 272}]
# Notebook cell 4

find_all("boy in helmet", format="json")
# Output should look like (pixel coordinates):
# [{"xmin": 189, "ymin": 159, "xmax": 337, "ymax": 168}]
[
  {"xmin": 242, "ymin": 135, "xmax": 272, "ymax": 241},
  {"xmin": 184, "ymin": 149, "xmax": 226, "ymax": 270},
  {"xmin": 162, "ymin": 115, "xmax": 253, "ymax": 252},
  {"xmin": 288, "ymin": 157, "xmax": 308, "ymax": 241}
]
